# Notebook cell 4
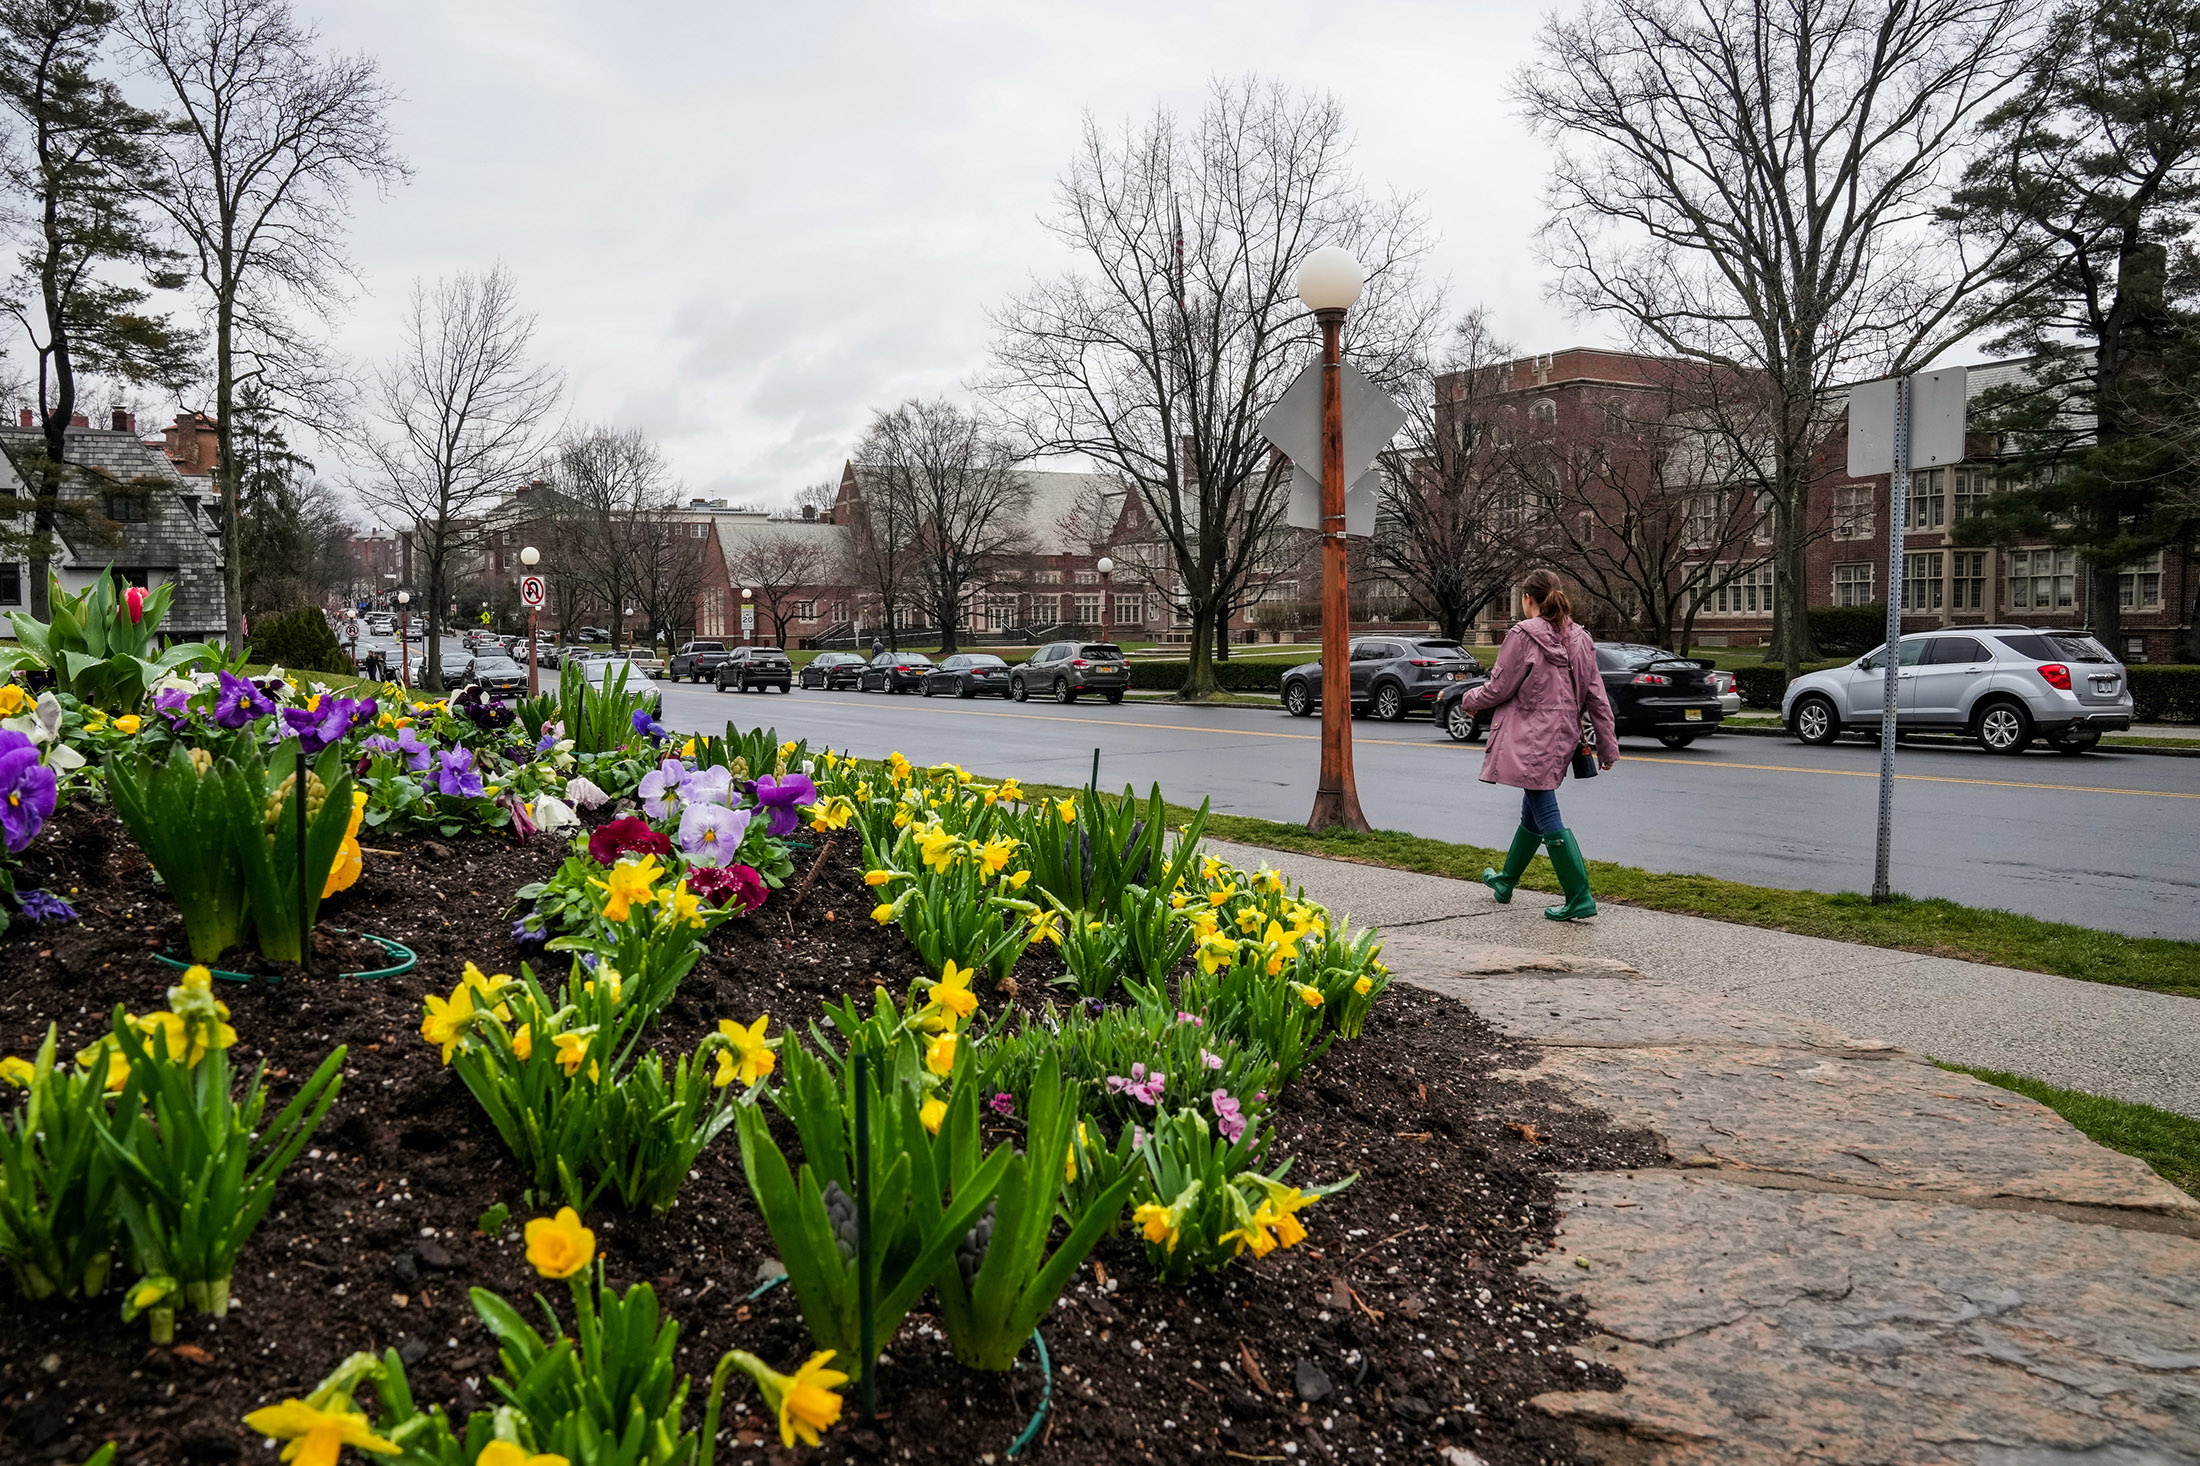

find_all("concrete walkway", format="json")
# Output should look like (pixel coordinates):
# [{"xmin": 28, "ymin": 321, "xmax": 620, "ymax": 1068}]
[
  {"xmin": 1210, "ymin": 840, "xmax": 2200, "ymax": 1119},
  {"xmin": 1209, "ymin": 840, "xmax": 2200, "ymax": 1465}
]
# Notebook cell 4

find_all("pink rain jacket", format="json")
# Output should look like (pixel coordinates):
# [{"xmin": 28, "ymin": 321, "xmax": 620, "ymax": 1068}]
[{"xmin": 1456, "ymin": 617, "xmax": 1618, "ymax": 790}]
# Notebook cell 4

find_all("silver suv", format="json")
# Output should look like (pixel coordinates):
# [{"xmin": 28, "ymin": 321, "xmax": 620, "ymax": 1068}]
[{"xmin": 1782, "ymin": 626, "xmax": 2133, "ymax": 755}]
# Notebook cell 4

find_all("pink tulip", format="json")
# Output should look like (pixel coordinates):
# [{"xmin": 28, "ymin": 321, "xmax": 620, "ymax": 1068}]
[{"xmin": 124, "ymin": 586, "xmax": 147, "ymax": 624}]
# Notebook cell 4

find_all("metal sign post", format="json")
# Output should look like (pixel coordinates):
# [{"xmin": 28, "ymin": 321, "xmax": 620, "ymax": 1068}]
[
  {"xmin": 520, "ymin": 574, "xmax": 547, "ymax": 698},
  {"xmin": 1846, "ymin": 366, "xmax": 1966, "ymax": 904}
]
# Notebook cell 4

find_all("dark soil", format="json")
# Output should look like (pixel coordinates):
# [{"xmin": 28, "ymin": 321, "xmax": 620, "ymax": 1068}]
[{"xmin": 0, "ymin": 806, "xmax": 1667, "ymax": 1465}]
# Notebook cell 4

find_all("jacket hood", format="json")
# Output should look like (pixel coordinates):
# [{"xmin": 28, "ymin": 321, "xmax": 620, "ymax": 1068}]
[{"xmin": 1519, "ymin": 615, "xmax": 1575, "ymax": 660}]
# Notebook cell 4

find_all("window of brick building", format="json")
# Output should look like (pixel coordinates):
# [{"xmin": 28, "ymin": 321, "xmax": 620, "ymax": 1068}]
[
  {"xmin": 0, "ymin": 563, "xmax": 18, "ymax": 607},
  {"xmin": 793, "ymin": 599, "xmax": 816, "ymax": 622},
  {"xmin": 1951, "ymin": 469, "xmax": 1992, "ymax": 522},
  {"xmin": 1832, "ymin": 484, "xmax": 1874, "ymax": 539},
  {"xmin": 1113, "ymin": 593, "xmax": 1146, "ymax": 626},
  {"xmin": 1901, "ymin": 551, "xmax": 1944, "ymax": 611},
  {"xmin": 2119, "ymin": 551, "xmax": 2163, "ymax": 610},
  {"xmin": 2010, "ymin": 547, "xmax": 2075, "ymax": 610},
  {"xmin": 1949, "ymin": 551, "xmax": 1988, "ymax": 610},
  {"xmin": 1073, "ymin": 570, "xmax": 1098, "ymax": 585},
  {"xmin": 1833, "ymin": 562, "xmax": 1874, "ymax": 606},
  {"xmin": 1073, "ymin": 594, "xmax": 1102, "ymax": 625},
  {"xmin": 1696, "ymin": 563, "xmax": 1774, "ymax": 616},
  {"xmin": 830, "ymin": 600, "xmax": 848, "ymax": 623},
  {"xmin": 1039, "ymin": 569, "xmax": 1062, "ymax": 584},
  {"xmin": 1909, "ymin": 469, "xmax": 1945, "ymax": 530}
]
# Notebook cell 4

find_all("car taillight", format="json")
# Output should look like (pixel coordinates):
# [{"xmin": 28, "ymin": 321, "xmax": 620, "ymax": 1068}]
[
  {"xmin": 1071, "ymin": 658, "xmax": 1089, "ymax": 667},
  {"xmin": 2037, "ymin": 662, "xmax": 2072, "ymax": 690},
  {"xmin": 1631, "ymin": 672, "xmax": 1671, "ymax": 686}
]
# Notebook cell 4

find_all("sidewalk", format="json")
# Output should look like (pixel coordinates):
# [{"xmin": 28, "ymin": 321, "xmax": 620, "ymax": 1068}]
[{"xmin": 1210, "ymin": 839, "xmax": 2200, "ymax": 1464}]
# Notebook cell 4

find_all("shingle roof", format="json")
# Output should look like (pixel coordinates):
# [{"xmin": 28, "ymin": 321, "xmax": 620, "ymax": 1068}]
[{"xmin": 0, "ymin": 425, "xmax": 227, "ymax": 636}]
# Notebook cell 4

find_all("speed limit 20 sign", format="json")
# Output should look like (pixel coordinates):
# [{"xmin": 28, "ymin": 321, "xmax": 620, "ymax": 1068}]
[{"xmin": 520, "ymin": 575, "xmax": 547, "ymax": 608}]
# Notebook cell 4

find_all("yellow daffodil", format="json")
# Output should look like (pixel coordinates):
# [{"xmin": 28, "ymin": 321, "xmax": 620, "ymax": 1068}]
[
  {"xmin": 1291, "ymin": 982, "xmax": 1324, "ymax": 1009},
  {"xmin": 1208, "ymin": 884, "xmax": 1237, "ymax": 908},
  {"xmin": 919, "ymin": 1095, "xmax": 947, "ymax": 1133},
  {"xmin": 323, "ymin": 789, "xmax": 369, "ymax": 897},
  {"xmin": 1196, "ymin": 931, "xmax": 1241, "ymax": 975},
  {"xmin": 863, "ymin": 868, "xmax": 896, "ymax": 887},
  {"xmin": 511, "ymin": 1024, "xmax": 533, "ymax": 1060},
  {"xmin": 1027, "ymin": 908, "xmax": 1062, "ymax": 946},
  {"xmin": 1200, "ymin": 854, "xmax": 1225, "ymax": 882},
  {"xmin": 887, "ymin": 751, "xmax": 912, "ymax": 783},
  {"xmin": 670, "ymin": 880, "xmax": 704, "ymax": 928},
  {"xmin": 728, "ymin": 1349, "xmax": 849, "ymax": 1449},
  {"xmin": 1054, "ymin": 798, "xmax": 1076, "ymax": 822},
  {"xmin": 780, "ymin": 739, "xmax": 798, "ymax": 756},
  {"xmin": 459, "ymin": 962, "xmax": 514, "ymax": 1019},
  {"xmin": 680, "ymin": 738, "xmax": 697, "ymax": 756},
  {"xmin": 1353, "ymin": 974, "xmax": 1374, "ymax": 996},
  {"xmin": 552, "ymin": 1028, "xmax": 594, "ymax": 1077},
  {"xmin": 924, "ymin": 1030, "xmax": 957, "ymax": 1078},
  {"xmin": 134, "ymin": 1009, "xmax": 235, "ymax": 1067},
  {"xmin": 715, "ymin": 1015, "xmax": 776, "ymax": 1088},
  {"xmin": 241, "ymin": 1399, "xmax": 400, "ymax": 1465},
  {"xmin": 524, "ymin": 1206, "xmax": 595, "ymax": 1279},
  {"xmin": 1235, "ymin": 907, "xmax": 1264, "ymax": 934},
  {"xmin": 1132, "ymin": 1191, "xmax": 1193, "ymax": 1254},
  {"xmin": 996, "ymin": 777, "xmax": 1023, "ymax": 803},
  {"xmin": 1248, "ymin": 1178, "xmax": 1314, "ymax": 1248},
  {"xmin": 114, "ymin": 714, "xmax": 142, "ymax": 735},
  {"xmin": 475, "ymin": 1442, "xmax": 569, "ymax": 1466},
  {"xmin": 76, "ymin": 1040, "xmax": 129, "ymax": 1093},
  {"xmin": 1220, "ymin": 1212, "xmax": 1281, "ymax": 1258},
  {"xmin": 871, "ymin": 901, "xmax": 897, "ymax": 925},
  {"xmin": 1004, "ymin": 868, "xmax": 1032, "ymax": 889},
  {"xmin": 590, "ymin": 854, "xmax": 663, "ymax": 922},
  {"xmin": 917, "ymin": 960, "xmax": 977, "ymax": 1031},
  {"xmin": 914, "ymin": 824, "xmax": 960, "ymax": 872},
  {"xmin": 582, "ymin": 972, "xmax": 623, "ymax": 1005},
  {"xmin": 419, "ymin": 983, "xmax": 480, "ymax": 1065},
  {"xmin": 891, "ymin": 808, "xmax": 912, "ymax": 829},
  {"xmin": 810, "ymin": 794, "xmax": 854, "ymax": 830},
  {"xmin": 1170, "ymin": 890, "xmax": 1189, "ymax": 910},
  {"xmin": 0, "ymin": 684, "xmax": 28, "ymax": 716},
  {"xmin": 0, "ymin": 1055, "xmax": 33, "ymax": 1087},
  {"xmin": 976, "ymin": 836, "xmax": 1017, "ymax": 879}
]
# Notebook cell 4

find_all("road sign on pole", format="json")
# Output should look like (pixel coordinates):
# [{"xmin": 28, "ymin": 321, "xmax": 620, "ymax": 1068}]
[
  {"xmin": 1846, "ymin": 366, "xmax": 1967, "ymax": 904},
  {"xmin": 741, "ymin": 604, "xmax": 756, "ymax": 637},
  {"xmin": 1261, "ymin": 359, "xmax": 1404, "ymax": 534},
  {"xmin": 519, "ymin": 575, "xmax": 546, "ymax": 609}
]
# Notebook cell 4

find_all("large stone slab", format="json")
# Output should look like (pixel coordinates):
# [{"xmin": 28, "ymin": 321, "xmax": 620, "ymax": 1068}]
[
  {"xmin": 1414, "ymin": 972, "xmax": 1893, "ymax": 1052},
  {"xmin": 1505, "ymin": 1045, "xmax": 2197, "ymax": 1216},
  {"xmin": 1528, "ymin": 1172, "xmax": 2200, "ymax": 1464}
]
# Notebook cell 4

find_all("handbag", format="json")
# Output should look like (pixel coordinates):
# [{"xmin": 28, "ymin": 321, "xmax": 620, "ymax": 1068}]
[{"xmin": 1571, "ymin": 715, "xmax": 1600, "ymax": 781}]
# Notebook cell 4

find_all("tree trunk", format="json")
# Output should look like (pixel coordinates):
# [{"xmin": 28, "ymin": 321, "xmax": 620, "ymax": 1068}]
[
  {"xmin": 215, "ymin": 295, "xmax": 245, "ymax": 654},
  {"xmin": 1213, "ymin": 606, "xmax": 1231, "ymax": 661},
  {"xmin": 1178, "ymin": 606, "xmax": 1218, "ymax": 699},
  {"xmin": 423, "ymin": 553, "xmax": 446, "ymax": 692}
]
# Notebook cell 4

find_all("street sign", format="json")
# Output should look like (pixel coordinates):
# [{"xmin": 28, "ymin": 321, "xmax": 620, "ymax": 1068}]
[
  {"xmin": 741, "ymin": 604, "xmax": 756, "ymax": 635},
  {"xmin": 1847, "ymin": 366, "xmax": 1966, "ymax": 476},
  {"xmin": 1260, "ymin": 360, "xmax": 1406, "ymax": 533},
  {"xmin": 519, "ymin": 575, "xmax": 546, "ymax": 609}
]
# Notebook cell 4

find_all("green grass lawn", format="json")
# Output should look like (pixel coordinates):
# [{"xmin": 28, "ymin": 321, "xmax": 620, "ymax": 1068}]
[{"xmin": 1937, "ymin": 1062, "xmax": 2200, "ymax": 1200}]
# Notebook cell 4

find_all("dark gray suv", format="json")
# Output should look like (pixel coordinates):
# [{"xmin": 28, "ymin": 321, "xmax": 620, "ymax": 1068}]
[
  {"xmin": 1281, "ymin": 636, "xmax": 1483, "ymax": 720},
  {"xmin": 1011, "ymin": 642, "xmax": 1130, "ymax": 704}
]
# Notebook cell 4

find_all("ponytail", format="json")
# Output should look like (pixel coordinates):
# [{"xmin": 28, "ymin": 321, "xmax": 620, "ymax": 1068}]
[{"xmin": 1520, "ymin": 568, "xmax": 1572, "ymax": 631}]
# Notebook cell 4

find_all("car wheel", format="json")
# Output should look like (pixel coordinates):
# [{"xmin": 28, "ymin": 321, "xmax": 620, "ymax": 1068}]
[
  {"xmin": 957, "ymin": 678, "xmax": 975, "ymax": 698},
  {"xmin": 1054, "ymin": 678, "xmax": 1075, "ymax": 704},
  {"xmin": 1975, "ymin": 699, "xmax": 2032, "ymax": 755},
  {"xmin": 1374, "ymin": 683, "xmax": 1406, "ymax": 722},
  {"xmin": 1444, "ymin": 702, "xmax": 1476, "ymax": 742},
  {"xmin": 1657, "ymin": 732, "xmax": 1697, "ymax": 749},
  {"xmin": 1791, "ymin": 694, "xmax": 1840, "ymax": 746},
  {"xmin": 2055, "ymin": 731, "xmax": 2100, "ymax": 754},
  {"xmin": 1104, "ymin": 689, "xmax": 1123, "ymax": 704},
  {"xmin": 921, "ymin": 680, "xmax": 934, "ymax": 697},
  {"xmin": 1011, "ymin": 677, "xmax": 1028, "ymax": 702},
  {"xmin": 1283, "ymin": 680, "xmax": 1313, "ymax": 717}
]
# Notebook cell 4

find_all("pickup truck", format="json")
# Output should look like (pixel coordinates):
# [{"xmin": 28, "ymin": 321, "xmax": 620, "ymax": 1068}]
[{"xmin": 667, "ymin": 641, "xmax": 730, "ymax": 684}]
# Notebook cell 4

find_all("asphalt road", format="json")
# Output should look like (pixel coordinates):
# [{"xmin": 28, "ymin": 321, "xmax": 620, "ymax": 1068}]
[{"xmin": 639, "ymin": 680, "xmax": 2200, "ymax": 941}]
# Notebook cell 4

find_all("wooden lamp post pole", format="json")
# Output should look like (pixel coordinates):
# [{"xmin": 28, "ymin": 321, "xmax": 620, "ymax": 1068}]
[{"xmin": 1308, "ymin": 306, "xmax": 1368, "ymax": 832}]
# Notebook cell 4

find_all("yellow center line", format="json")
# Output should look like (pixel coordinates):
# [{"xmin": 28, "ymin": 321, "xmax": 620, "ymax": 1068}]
[{"xmin": 724, "ymin": 696, "xmax": 2200, "ymax": 801}]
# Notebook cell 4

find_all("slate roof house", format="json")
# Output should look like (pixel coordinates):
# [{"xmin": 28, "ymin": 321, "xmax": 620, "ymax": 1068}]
[{"xmin": 0, "ymin": 413, "xmax": 228, "ymax": 640}]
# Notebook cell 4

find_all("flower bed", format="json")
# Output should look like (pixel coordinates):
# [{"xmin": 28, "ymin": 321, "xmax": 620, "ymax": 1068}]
[{"xmin": 0, "ymin": 572, "xmax": 1660, "ymax": 1465}]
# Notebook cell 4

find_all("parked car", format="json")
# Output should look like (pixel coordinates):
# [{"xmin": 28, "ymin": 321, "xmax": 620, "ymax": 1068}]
[
  {"xmin": 859, "ymin": 650, "xmax": 937, "ymax": 693},
  {"xmin": 572, "ymin": 656, "xmax": 662, "ymax": 713},
  {"xmin": 669, "ymin": 640, "xmax": 730, "ymax": 683},
  {"xmin": 575, "ymin": 626, "xmax": 610, "ymax": 643},
  {"xmin": 1781, "ymin": 626, "xmax": 2133, "ymax": 755},
  {"xmin": 922, "ymin": 653, "xmax": 1013, "ymax": 698},
  {"xmin": 1010, "ymin": 642, "xmax": 1130, "ymax": 704},
  {"xmin": 1709, "ymin": 669, "xmax": 1742, "ymax": 716},
  {"xmin": 456, "ymin": 654, "xmax": 528, "ymax": 697},
  {"xmin": 1438, "ymin": 640, "xmax": 1722, "ymax": 748},
  {"xmin": 1281, "ymin": 636, "xmax": 1484, "ymax": 720},
  {"xmin": 715, "ymin": 645, "xmax": 793, "ymax": 693},
  {"xmin": 799, "ymin": 651, "xmax": 868, "ymax": 690}
]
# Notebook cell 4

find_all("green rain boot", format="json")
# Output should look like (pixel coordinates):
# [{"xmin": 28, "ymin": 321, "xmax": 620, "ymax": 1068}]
[
  {"xmin": 1481, "ymin": 825, "xmax": 1543, "ymax": 904},
  {"xmin": 1541, "ymin": 829, "xmax": 1598, "ymax": 921}
]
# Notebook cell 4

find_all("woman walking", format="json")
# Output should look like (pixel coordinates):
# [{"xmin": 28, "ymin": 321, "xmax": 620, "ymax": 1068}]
[{"xmin": 1453, "ymin": 569, "xmax": 1617, "ymax": 920}]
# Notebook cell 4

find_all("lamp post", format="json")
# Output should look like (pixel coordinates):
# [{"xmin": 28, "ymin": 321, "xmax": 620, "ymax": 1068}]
[
  {"xmin": 1096, "ymin": 556, "xmax": 1114, "ymax": 639},
  {"xmin": 396, "ymin": 590, "xmax": 411, "ymax": 691},
  {"xmin": 741, "ymin": 586, "xmax": 753, "ymax": 646},
  {"xmin": 1297, "ymin": 246, "xmax": 1371, "ymax": 833},
  {"xmin": 521, "ymin": 546, "xmax": 541, "ymax": 696}
]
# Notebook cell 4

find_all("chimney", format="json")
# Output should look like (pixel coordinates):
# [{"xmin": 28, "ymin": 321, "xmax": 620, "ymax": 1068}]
[
  {"xmin": 69, "ymin": 413, "xmax": 88, "ymax": 428},
  {"xmin": 111, "ymin": 408, "xmax": 130, "ymax": 432},
  {"xmin": 16, "ymin": 409, "xmax": 29, "ymax": 428},
  {"xmin": 802, "ymin": 504, "xmax": 817, "ymax": 521}
]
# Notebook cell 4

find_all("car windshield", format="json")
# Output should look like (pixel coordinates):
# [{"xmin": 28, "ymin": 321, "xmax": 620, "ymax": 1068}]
[
  {"xmin": 469, "ymin": 657, "xmax": 521, "ymax": 675},
  {"xmin": 897, "ymin": 654, "xmax": 935, "ymax": 666},
  {"xmin": 1596, "ymin": 644, "xmax": 1683, "ymax": 670},
  {"xmin": 1081, "ymin": 645, "xmax": 1124, "ymax": 659},
  {"xmin": 963, "ymin": 655, "xmax": 1006, "ymax": 667},
  {"xmin": 1996, "ymin": 632, "xmax": 2115, "ymax": 664},
  {"xmin": 587, "ymin": 660, "xmax": 645, "ymax": 679}
]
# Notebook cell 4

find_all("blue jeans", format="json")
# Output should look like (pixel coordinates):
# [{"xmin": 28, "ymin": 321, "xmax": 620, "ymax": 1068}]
[{"xmin": 1520, "ymin": 788, "xmax": 1564, "ymax": 836}]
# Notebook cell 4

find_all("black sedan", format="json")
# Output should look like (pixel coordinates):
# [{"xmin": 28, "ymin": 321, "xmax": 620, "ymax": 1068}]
[
  {"xmin": 1437, "ymin": 640, "xmax": 1724, "ymax": 748},
  {"xmin": 858, "ymin": 650, "xmax": 935, "ymax": 693},
  {"xmin": 800, "ymin": 651, "xmax": 868, "ymax": 690},
  {"xmin": 921, "ymin": 653, "xmax": 1013, "ymax": 698},
  {"xmin": 457, "ymin": 655, "xmax": 528, "ymax": 696}
]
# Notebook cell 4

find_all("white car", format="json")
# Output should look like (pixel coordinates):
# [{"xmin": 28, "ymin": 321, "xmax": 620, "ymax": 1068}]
[
  {"xmin": 1709, "ymin": 669, "xmax": 1742, "ymax": 716},
  {"xmin": 574, "ymin": 657, "xmax": 662, "ymax": 710}
]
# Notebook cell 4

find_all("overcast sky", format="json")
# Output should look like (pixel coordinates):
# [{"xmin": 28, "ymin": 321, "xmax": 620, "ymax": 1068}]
[{"xmin": 301, "ymin": 0, "xmax": 1600, "ymax": 512}]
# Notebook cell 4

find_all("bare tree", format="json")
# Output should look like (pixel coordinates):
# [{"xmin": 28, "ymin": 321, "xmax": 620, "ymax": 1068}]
[
  {"xmin": 988, "ymin": 77, "xmax": 1436, "ymax": 697},
  {"xmin": 125, "ymin": 0, "xmax": 404, "ymax": 651},
  {"xmin": 851, "ymin": 398, "xmax": 1029, "ymax": 655},
  {"xmin": 547, "ymin": 424, "xmax": 671, "ymax": 653},
  {"xmin": 630, "ymin": 514, "xmax": 708, "ymax": 654},
  {"xmin": 354, "ymin": 266, "xmax": 561, "ymax": 691},
  {"xmin": 1515, "ymin": 0, "xmax": 2037, "ymax": 674},
  {"xmin": 1520, "ymin": 365, "xmax": 1793, "ymax": 651},
  {"xmin": 785, "ymin": 478, "xmax": 838, "ymax": 522},
  {"xmin": 1367, "ymin": 309, "xmax": 1538, "ymax": 642},
  {"xmin": 725, "ymin": 524, "xmax": 838, "ymax": 647}
]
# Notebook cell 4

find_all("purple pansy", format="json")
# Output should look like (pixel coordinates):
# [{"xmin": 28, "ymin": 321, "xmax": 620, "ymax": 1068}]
[
  {"xmin": 682, "ymin": 764, "xmax": 734, "ymax": 807},
  {"xmin": 211, "ymin": 671, "xmax": 275, "ymax": 730},
  {"xmin": 152, "ymin": 685, "xmax": 191, "ymax": 732},
  {"xmin": 0, "ymin": 730, "xmax": 56, "ymax": 854},
  {"xmin": 282, "ymin": 695, "xmax": 363, "ymax": 754},
  {"xmin": 752, "ymin": 772, "xmax": 818, "ymax": 838},
  {"xmin": 678, "ymin": 802, "xmax": 751, "ymax": 868},
  {"xmin": 432, "ymin": 746, "xmax": 485, "ymax": 799},
  {"xmin": 15, "ymin": 888, "xmax": 76, "ymax": 925},
  {"xmin": 1211, "ymin": 1089, "xmax": 1245, "ymax": 1143},
  {"xmin": 638, "ymin": 758, "xmax": 689, "ymax": 819},
  {"xmin": 631, "ymin": 708, "xmax": 670, "ymax": 741},
  {"xmin": 394, "ymin": 726, "xmax": 432, "ymax": 772}
]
